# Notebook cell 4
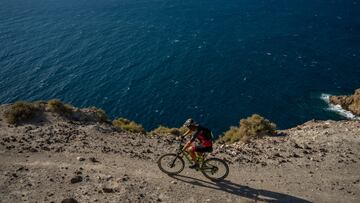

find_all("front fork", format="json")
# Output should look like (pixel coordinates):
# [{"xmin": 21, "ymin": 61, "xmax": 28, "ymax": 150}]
[{"xmin": 169, "ymin": 152, "xmax": 183, "ymax": 168}]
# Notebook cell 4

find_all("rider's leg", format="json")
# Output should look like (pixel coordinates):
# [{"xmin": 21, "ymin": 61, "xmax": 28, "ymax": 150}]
[
  {"xmin": 196, "ymin": 152, "xmax": 204, "ymax": 162},
  {"xmin": 196, "ymin": 152, "xmax": 204, "ymax": 157},
  {"xmin": 187, "ymin": 146, "xmax": 197, "ymax": 161},
  {"xmin": 188, "ymin": 146, "xmax": 200, "ymax": 169}
]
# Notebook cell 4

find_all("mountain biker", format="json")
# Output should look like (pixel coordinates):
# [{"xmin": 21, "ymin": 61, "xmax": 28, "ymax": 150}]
[{"xmin": 182, "ymin": 118, "xmax": 213, "ymax": 169}]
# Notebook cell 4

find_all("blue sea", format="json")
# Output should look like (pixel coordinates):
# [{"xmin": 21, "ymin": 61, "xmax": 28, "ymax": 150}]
[{"xmin": 1, "ymin": 0, "xmax": 360, "ymax": 135}]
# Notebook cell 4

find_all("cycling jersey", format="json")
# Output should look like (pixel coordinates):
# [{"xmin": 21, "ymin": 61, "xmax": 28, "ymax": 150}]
[{"xmin": 190, "ymin": 125, "xmax": 213, "ymax": 147}]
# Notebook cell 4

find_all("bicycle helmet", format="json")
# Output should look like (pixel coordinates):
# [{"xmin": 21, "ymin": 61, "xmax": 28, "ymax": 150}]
[{"xmin": 183, "ymin": 118, "xmax": 198, "ymax": 128}]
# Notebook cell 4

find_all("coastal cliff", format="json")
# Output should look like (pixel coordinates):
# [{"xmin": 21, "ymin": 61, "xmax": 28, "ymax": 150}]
[{"xmin": 0, "ymin": 100, "xmax": 359, "ymax": 202}]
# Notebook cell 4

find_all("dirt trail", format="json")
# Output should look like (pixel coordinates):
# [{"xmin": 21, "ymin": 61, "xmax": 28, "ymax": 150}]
[{"xmin": 2, "ymin": 150, "xmax": 355, "ymax": 203}]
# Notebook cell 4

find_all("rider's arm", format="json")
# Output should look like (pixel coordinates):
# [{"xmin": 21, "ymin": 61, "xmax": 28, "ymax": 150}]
[
  {"xmin": 183, "ymin": 129, "xmax": 191, "ymax": 136},
  {"xmin": 182, "ymin": 140, "xmax": 193, "ymax": 151},
  {"xmin": 182, "ymin": 130, "xmax": 198, "ymax": 151},
  {"xmin": 180, "ymin": 129, "xmax": 191, "ymax": 149}
]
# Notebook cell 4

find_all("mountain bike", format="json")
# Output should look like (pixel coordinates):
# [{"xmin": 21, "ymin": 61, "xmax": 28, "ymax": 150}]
[{"xmin": 157, "ymin": 136, "xmax": 229, "ymax": 181}]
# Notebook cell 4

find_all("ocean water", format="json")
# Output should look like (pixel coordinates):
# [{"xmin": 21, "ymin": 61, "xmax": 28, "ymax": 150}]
[{"xmin": 1, "ymin": 0, "xmax": 360, "ymax": 135}]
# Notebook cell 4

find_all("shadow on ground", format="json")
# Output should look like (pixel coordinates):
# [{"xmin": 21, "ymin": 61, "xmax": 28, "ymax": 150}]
[{"xmin": 170, "ymin": 174, "xmax": 312, "ymax": 203}]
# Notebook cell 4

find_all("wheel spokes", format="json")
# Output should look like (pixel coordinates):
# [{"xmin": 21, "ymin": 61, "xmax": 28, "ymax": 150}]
[
  {"xmin": 159, "ymin": 154, "xmax": 184, "ymax": 174},
  {"xmin": 201, "ymin": 159, "xmax": 228, "ymax": 179}
]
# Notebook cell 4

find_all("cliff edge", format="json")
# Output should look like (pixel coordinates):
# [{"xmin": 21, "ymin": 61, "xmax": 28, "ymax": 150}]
[{"xmin": 0, "ymin": 102, "xmax": 359, "ymax": 203}]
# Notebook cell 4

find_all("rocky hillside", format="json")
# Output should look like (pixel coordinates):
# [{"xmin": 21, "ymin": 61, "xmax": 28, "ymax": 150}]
[
  {"xmin": 0, "ymin": 103, "xmax": 359, "ymax": 203},
  {"xmin": 330, "ymin": 88, "xmax": 360, "ymax": 116}
]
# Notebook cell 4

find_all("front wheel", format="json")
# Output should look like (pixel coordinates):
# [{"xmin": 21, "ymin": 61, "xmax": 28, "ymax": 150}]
[
  {"xmin": 201, "ymin": 158, "xmax": 229, "ymax": 181},
  {"xmin": 157, "ymin": 153, "xmax": 185, "ymax": 175}
]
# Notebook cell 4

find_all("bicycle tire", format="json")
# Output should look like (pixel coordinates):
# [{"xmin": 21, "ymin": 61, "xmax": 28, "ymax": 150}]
[
  {"xmin": 157, "ymin": 153, "xmax": 185, "ymax": 175},
  {"xmin": 201, "ymin": 157, "xmax": 229, "ymax": 181}
]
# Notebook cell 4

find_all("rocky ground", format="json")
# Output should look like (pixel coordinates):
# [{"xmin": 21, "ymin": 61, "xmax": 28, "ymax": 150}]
[{"xmin": 0, "ymin": 105, "xmax": 359, "ymax": 202}]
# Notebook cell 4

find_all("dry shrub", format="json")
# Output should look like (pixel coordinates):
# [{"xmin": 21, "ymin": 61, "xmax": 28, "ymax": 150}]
[
  {"xmin": 149, "ymin": 125, "xmax": 187, "ymax": 137},
  {"xmin": 32, "ymin": 100, "xmax": 48, "ymax": 110},
  {"xmin": 4, "ymin": 101, "xmax": 38, "ymax": 124},
  {"xmin": 217, "ymin": 114, "xmax": 276, "ymax": 144},
  {"xmin": 46, "ymin": 99, "xmax": 74, "ymax": 117},
  {"xmin": 90, "ymin": 107, "xmax": 108, "ymax": 123},
  {"xmin": 112, "ymin": 118, "xmax": 145, "ymax": 134}
]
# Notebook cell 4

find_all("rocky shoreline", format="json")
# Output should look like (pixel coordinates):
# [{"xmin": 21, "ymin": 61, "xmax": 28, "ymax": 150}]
[{"xmin": 329, "ymin": 88, "xmax": 360, "ymax": 117}]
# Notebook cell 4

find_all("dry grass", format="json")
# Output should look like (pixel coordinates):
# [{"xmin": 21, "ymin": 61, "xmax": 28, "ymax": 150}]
[
  {"xmin": 32, "ymin": 100, "xmax": 48, "ymax": 109},
  {"xmin": 149, "ymin": 125, "xmax": 186, "ymax": 137},
  {"xmin": 46, "ymin": 99, "xmax": 74, "ymax": 117},
  {"xmin": 217, "ymin": 114, "xmax": 276, "ymax": 144},
  {"xmin": 89, "ymin": 107, "xmax": 108, "ymax": 123},
  {"xmin": 112, "ymin": 118, "xmax": 145, "ymax": 134},
  {"xmin": 3, "ymin": 101, "xmax": 38, "ymax": 124}
]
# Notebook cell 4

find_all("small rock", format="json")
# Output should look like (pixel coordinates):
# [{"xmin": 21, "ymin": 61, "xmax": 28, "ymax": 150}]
[
  {"xmin": 89, "ymin": 157, "xmax": 99, "ymax": 163},
  {"xmin": 70, "ymin": 176, "xmax": 83, "ymax": 184},
  {"xmin": 76, "ymin": 157, "xmax": 85, "ymax": 161},
  {"xmin": 303, "ymin": 150, "xmax": 310, "ymax": 154},
  {"xmin": 293, "ymin": 153, "xmax": 301, "ymax": 158},
  {"xmin": 29, "ymin": 148, "xmax": 38, "ymax": 153},
  {"xmin": 102, "ymin": 187, "xmax": 116, "ymax": 193},
  {"xmin": 122, "ymin": 174, "xmax": 129, "ymax": 181},
  {"xmin": 75, "ymin": 171, "xmax": 82, "ymax": 175},
  {"xmin": 61, "ymin": 198, "xmax": 78, "ymax": 203},
  {"xmin": 171, "ymin": 181, "xmax": 177, "ymax": 184},
  {"xmin": 106, "ymin": 175, "xmax": 113, "ymax": 181},
  {"xmin": 274, "ymin": 153, "xmax": 282, "ymax": 157},
  {"xmin": 293, "ymin": 143, "xmax": 303, "ymax": 149}
]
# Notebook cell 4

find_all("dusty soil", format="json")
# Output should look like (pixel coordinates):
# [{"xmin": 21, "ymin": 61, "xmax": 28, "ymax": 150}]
[{"xmin": 0, "ymin": 105, "xmax": 359, "ymax": 203}]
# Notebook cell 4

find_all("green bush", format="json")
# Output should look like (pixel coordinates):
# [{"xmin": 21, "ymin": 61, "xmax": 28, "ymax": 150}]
[
  {"xmin": 149, "ymin": 125, "xmax": 186, "ymax": 136},
  {"xmin": 4, "ymin": 101, "xmax": 38, "ymax": 124},
  {"xmin": 112, "ymin": 118, "xmax": 145, "ymax": 134},
  {"xmin": 217, "ymin": 114, "xmax": 276, "ymax": 144},
  {"xmin": 46, "ymin": 99, "xmax": 74, "ymax": 117}
]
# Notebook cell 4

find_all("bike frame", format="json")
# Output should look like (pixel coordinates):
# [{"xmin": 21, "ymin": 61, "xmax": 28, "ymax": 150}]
[{"xmin": 175, "ymin": 142, "xmax": 209, "ymax": 170}]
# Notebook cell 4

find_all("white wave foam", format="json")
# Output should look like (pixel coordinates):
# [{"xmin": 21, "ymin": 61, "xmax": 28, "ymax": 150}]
[{"xmin": 320, "ymin": 93, "xmax": 360, "ymax": 120}]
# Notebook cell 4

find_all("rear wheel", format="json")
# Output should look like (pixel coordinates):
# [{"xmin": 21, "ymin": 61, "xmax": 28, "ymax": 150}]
[
  {"xmin": 157, "ymin": 153, "xmax": 185, "ymax": 175},
  {"xmin": 201, "ymin": 158, "xmax": 229, "ymax": 181}
]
